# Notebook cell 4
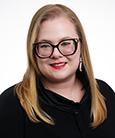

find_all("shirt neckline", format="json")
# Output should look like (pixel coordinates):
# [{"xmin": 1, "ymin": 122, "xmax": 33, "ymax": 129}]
[{"xmin": 37, "ymin": 77, "xmax": 90, "ymax": 113}]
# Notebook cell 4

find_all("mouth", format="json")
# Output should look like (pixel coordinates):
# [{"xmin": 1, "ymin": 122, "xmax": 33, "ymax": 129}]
[{"xmin": 50, "ymin": 62, "xmax": 67, "ymax": 70}]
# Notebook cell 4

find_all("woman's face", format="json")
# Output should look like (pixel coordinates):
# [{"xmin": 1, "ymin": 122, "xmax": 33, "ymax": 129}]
[{"xmin": 35, "ymin": 17, "xmax": 81, "ymax": 83}]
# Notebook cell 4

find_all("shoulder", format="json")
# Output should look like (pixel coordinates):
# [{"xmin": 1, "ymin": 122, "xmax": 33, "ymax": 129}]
[
  {"xmin": 0, "ymin": 85, "xmax": 20, "ymax": 110},
  {"xmin": 96, "ymin": 79, "xmax": 115, "ymax": 105},
  {"xmin": 0, "ymin": 84, "xmax": 25, "ymax": 117},
  {"xmin": 0, "ymin": 85, "xmax": 25, "ymax": 137},
  {"xmin": 96, "ymin": 79, "xmax": 115, "ymax": 97}
]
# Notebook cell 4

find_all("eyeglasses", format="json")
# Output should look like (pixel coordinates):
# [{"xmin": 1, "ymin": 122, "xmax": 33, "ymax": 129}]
[{"xmin": 33, "ymin": 38, "xmax": 80, "ymax": 58}]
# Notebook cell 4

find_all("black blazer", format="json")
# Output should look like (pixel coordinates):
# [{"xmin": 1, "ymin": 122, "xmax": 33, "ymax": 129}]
[{"xmin": 0, "ymin": 79, "xmax": 115, "ymax": 138}]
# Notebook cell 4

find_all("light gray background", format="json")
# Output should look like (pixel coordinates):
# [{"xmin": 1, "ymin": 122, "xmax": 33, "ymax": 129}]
[{"xmin": 0, "ymin": 0, "xmax": 115, "ymax": 93}]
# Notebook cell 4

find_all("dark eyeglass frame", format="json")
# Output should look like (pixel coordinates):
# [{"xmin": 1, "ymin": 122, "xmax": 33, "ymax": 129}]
[{"xmin": 33, "ymin": 38, "xmax": 80, "ymax": 58}]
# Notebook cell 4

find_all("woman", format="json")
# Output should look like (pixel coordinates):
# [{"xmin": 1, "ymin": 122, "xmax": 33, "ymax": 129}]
[{"xmin": 0, "ymin": 4, "xmax": 115, "ymax": 138}]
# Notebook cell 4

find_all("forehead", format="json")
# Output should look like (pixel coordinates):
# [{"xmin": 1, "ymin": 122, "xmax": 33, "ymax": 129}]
[{"xmin": 37, "ymin": 17, "xmax": 78, "ymax": 43}]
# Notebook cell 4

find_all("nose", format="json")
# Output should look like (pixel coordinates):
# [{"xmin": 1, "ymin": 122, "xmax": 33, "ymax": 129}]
[{"xmin": 50, "ymin": 47, "xmax": 63, "ymax": 58}]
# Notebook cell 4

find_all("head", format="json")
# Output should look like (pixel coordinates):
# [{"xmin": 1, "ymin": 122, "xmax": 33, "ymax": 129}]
[
  {"xmin": 27, "ymin": 4, "xmax": 90, "ymax": 83},
  {"xmin": 17, "ymin": 4, "xmax": 106, "ymax": 128}
]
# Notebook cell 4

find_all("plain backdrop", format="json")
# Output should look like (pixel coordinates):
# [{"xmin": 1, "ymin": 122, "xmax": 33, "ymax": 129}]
[{"xmin": 0, "ymin": 0, "xmax": 115, "ymax": 93}]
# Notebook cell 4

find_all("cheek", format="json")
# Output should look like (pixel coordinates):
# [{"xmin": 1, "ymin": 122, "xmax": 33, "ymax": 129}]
[
  {"xmin": 36, "ymin": 58, "xmax": 51, "ymax": 76},
  {"xmin": 69, "ymin": 46, "xmax": 81, "ymax": 69},
  {"xmin": 36, "ymin": 58, "xmax": 46, "ymax": 71},
  {"xmin": 71, "ymin": 45, "xmax": 81, "ymax": 62},
  {"xmin": 71, "ymin": 55, "xmax": 80, "ymax": 68}
]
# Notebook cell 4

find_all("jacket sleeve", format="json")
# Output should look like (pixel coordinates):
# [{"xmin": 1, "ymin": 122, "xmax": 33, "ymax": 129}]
[{"xmin": 0, "ymin": 86, "xmax": 25, "ymax": 138}]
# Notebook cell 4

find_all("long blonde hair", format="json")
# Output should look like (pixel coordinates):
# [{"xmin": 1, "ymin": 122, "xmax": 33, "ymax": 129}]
[{"xmin": 16, "ymin": 4, "xmax": 107, "ymax": 128}]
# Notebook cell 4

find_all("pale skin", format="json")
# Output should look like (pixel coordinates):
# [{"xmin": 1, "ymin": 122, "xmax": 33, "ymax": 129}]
[{"xmin": 36, "ymin": 16, "xmax": 84, "ymax": 102}]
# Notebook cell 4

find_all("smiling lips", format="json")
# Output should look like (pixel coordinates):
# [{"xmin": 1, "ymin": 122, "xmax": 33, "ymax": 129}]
[{"xmin": 50, "ymin": 62, "xmax": 67, "ymax": 70}]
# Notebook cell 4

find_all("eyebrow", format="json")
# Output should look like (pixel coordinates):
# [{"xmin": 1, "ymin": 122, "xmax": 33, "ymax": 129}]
[
  {"xmin": 38, "ymin": 36, "xmax": 78, "ymax": 44},
  {"xmin": 38, "ymin": 39, "xmax": 53, "ymax": 43}
]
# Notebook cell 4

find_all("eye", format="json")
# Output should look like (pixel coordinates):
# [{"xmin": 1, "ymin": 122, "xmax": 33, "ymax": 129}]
[
  {"xmin": 61, "ymin": 41, "xmax": 71, "ymax": 47},
  {"xmin": 39, "ymin": 43, "xmax": 51, "ymax": 48}
]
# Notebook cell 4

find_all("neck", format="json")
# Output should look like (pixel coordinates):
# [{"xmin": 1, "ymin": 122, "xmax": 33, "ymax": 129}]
[{"xmin": 42, "ymin": 76, "xmax": 84, "ymax": 102}]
